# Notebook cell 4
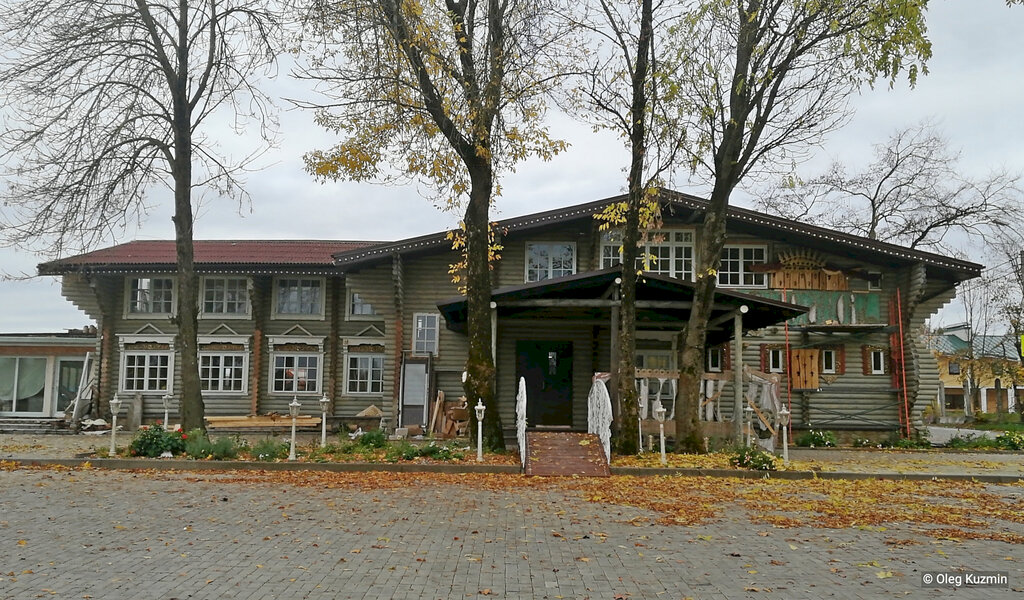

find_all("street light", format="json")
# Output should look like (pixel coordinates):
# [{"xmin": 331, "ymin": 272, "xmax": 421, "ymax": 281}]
[
  {"xmin": 108, "ymin": 394, "xmax": 122, "ymax": 456},
  {"xmin": 778, "ymin": 406, "xmax": 792, "ymax": 465},
  {"xmin": 653, "ymin": 401, "xmax": 667, "ymax": 466},
  {"xmin": 319, "ymin": 393, "xmax": 331, "ymax": 448},
  {"xmin": 474, "ymin": 399, "xmax": 485, "ymax": 462},
  {"xmin": 161, "ymin": 393, "xmax": 175, "ymax": 429},
  {"xmin": 288, "ymin": 396, "xmax": 301, "ymax": 461}
]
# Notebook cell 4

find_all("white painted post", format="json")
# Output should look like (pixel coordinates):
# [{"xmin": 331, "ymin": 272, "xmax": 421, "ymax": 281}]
[
  {"xmin": 108, "ymin": 394, "xmax": 122, "ymax": 455},
  {"xmin": 288, "ymin": 396, "xmax": 301, "ymax": 461}
]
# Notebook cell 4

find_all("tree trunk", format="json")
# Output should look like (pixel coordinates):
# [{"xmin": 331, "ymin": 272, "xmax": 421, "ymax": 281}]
[
  {"xmin": 612, "ymin": 0, "xmax": 654, "ymax": 456},
  {"xmin": 171, "ymin": 1, "xmax": 204, "ymax": 433},
  {"xmin": 463, "ymin": 163, "xmax": 502, "ymax": 449}
]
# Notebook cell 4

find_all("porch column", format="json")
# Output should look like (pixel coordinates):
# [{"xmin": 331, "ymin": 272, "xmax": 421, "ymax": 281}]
[
  {"xmin": 490, "ymin": 301, "xmax": 497, "ymax": 365},
  {"xmin": 609, "ymin": 278, "xmax": 621, "ymax": 414},
  {"xmin": 1009, "ymin": 386, "xmax": 1017, "ymax": 412},
  {"xmin": 733, "ymin": 305, "xmax": 748, "ymax": 443},
  {"xmin": 980, "ymin": 387, "xmax": 989, "ymax": 413}
]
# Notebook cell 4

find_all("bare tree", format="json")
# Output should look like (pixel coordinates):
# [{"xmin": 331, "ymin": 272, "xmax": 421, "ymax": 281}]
[
  {"xmin": 666, "ymin": 0, "xmax": 932, "ymax": 444},
  {"xmin": 0, "ymin": 0, "xmax": 280, "ymax": 430},
  {"xmin": 754, "ymin": 122, "xmax": 1023, "ymax": 251},
  {"xmin": 295, "ymin": 0, "xmax": 571, "ymax": 448}
]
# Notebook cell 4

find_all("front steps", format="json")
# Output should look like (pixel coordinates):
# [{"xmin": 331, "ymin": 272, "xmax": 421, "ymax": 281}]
[
  {"xmin": 524, "ymin": 431, "xmax": 610, "ymax": 477},
  {"xmin": 0, "ymin": 418, "xmax": 72, "ymax": 435}
]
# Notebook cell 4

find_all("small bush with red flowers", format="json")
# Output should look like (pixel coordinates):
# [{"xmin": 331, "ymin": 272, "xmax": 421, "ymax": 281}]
[{"xmin": 129, "ymin": 423, "xmax": 188, "ymax": 457}]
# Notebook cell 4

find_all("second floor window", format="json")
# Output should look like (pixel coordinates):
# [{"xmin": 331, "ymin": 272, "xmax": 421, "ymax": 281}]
[
  {"xmin": 350, "ymin": 292, "xmax": 375, "ymax": 317},
  {"xmin": 601, "ymin": 230, "xmax": 694, "ymax": 281},
  {"xmin": 822, "ymin": 349, "xmax": 837, "ymax": 374},
  {"xmin": 526, "ymin": 243, "xmax": 575, "ymax": 282},
  {"xmin": 718, "ymin": 246, "xmax": 767, "ymax": 288},
  {"xmin": 413, "ymin": 313, "xmax": 439, "ymax": 355},
  {"xmin": 128, "ymin": 277, "xmax": 173, "ymax": 314},
  {"xmin": 275, "ymin": 278, "xmax": 322, "ymax": 317},
  {"xmin": 202, "ymin": 277, "xmax": 248, "ymax": 316}
]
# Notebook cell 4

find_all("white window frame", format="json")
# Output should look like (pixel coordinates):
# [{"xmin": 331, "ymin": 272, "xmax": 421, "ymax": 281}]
[
  {"xmin": 768, "ymin": 348, "xmax": 785, "ymax": 373},
  {"xmin": 948, "ymin": 361, "xmax": 961, "ymax": 376},
  {"xmin": 869, "ymin": 349, "xmax": 887, "ymax": 375},
  {"xmin": 412, "ymin": 313, "xmax": 440, "ymax": 356},
  {"xmin": 269, "ymin": 352, "xmax": 323, "ymax": 395},
  {"xmin": 718, "ymin": 245, "xmax": 768, "ymax": 288},
  {"xmin": 198, "ymin": 352, "xmax": 248, "ymax": 395},
  {"xmin": 867, "ymin": 271, "xmax": 882, "ymax": 291},
  {"xmin": 124, "ymin": 276, "xmax": 175, "ymax": 318},
  {"xmin": 636, "ymin": 349, "xmax": 673, "ymax": 371},
  {"xmin": 346, "ymin": 353, "xmax": 385, "ymax": 395},
  {"xmin": 601, "ymin": 230, "xmax": 695, "ymax": 281},
  {"xmin": 525, "ymin": 242, "xmax": 577, "ymax": 282},
  {"xmin": 272, "ymin": 277, "xmax": 325, "ymax": 320},
  {"xmin": 200, "ymin": 276, "xmax": 250, "ymax": 319},
  {"xmin": 821, "ymin": 349, "xmax": 837, "ymax": 374},
  {"xmin": 347, "ymin": 290, "xmax": 377, "ymax": 320},
  {"xmin": 120, "ymin": 351, "xmax": 174, "ymax": 394}
]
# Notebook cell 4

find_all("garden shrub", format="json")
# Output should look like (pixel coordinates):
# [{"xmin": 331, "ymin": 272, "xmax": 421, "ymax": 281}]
[
  {"xmin": 729, "ymin": 445, "xmax": 777, "ymax": 471},
  {"xmin": 996, "ymin": 431, "xmax": 1024, "ymax": 450},
  {"xmin": 356, "ymin": 429, "xmax": 388, "ymax": 449},
  {"xmin": 418, "ymin": 441, "xmax": 464, "ymax": 461},
  {"xmin": 130, "ymin": 424, "xmax": 187, "ymax": 457},
  {"xmin": 795, "ymin": 429, "xmax": 836, "ymax": 448},
  {"xmin": 251, "ymin": 438, "xmax": 289, "ymax": 461}
]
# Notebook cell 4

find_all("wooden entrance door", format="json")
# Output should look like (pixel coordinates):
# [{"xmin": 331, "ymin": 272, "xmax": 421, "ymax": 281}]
[{"xmin": 516, "ymin": 341, "xmax": 573, "ymax": 427}]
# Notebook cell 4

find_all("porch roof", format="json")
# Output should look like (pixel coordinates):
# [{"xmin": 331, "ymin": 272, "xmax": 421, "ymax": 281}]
[{"xmin": 437, "ymin": 268, "xmax": 807, "ymax": 345}]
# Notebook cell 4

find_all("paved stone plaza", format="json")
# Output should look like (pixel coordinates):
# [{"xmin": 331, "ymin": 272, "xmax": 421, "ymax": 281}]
[{"xmin": 2, "ymin": 467, "xmax": 1022, "ymax": 599}]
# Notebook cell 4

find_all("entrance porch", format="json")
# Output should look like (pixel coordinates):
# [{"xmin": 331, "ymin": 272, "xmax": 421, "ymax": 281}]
[{"xmin": 438, "ymin": 268, "xmax": 806, "ymax": 438}]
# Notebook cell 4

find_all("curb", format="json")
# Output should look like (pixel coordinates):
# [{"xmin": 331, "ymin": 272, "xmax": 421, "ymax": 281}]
[{"xmin": 5, "ymin": 457, "xmax": 1021, "ymax": 483}]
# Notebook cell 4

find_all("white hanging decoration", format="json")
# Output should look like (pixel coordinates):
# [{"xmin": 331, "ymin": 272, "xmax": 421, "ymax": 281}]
[
  {"xmin": 516, "ymin": 377, "xmax": 528, "ymax": 468},
  {"xmin": 588, "ymin": 374, "xmax": 613, "ymax": 464}
]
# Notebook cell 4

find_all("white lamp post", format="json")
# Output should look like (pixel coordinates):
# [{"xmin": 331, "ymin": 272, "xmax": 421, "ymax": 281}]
[
  {"xmin": 108, "ymin": 394, "xmax": 122, "ymax": 455},
  {"xmin": 161, "ymin": 393, "xmax": 174, "ymax": 430},
  {"xmin": 778, "ymin": 406, "xmax": 791, "ymax": 465},
  {"xmin": 288, "ymin": 396, "xmax": 301, "ymax": 461},
  {"xmin": 319, "ymin": 393, "xmax": 330, "ymax": 448},
  {"xmin": 744, "ymin": 405, "xmax": 755, "ymax": 447},
  {"xmin": 654, "ymin": 402, "xmax": 667, "ymax": 466},
  {"xmin": 474, "ymin": 399, "xmax": 485, "ymax": 462}
]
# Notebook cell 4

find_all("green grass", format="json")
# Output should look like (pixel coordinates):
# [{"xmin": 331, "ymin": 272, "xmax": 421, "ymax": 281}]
[{"xmin": 968, "ymin": 422, "xmax": 1024, "ymax": 433}]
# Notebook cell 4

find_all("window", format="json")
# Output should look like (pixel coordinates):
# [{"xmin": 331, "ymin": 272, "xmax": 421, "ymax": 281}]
[
  {"xmin": 199, "ymin": 353, "xmax": 247, "ymax": 393},
  {"xmin": 347, "ymin": 354, "xmax": 384, "ymax": 394},
  {"xmin": 0, "ymin": 357, "xmax": 47, "ymax": 413},
  {"xmin": 601, "ymin": 230, "xmax": 694, "ymax": 281},
  {"xmin": 128, "ymin": 277, "xmax": 174, "ymax": 314},
  {"xmin": 822, "ymin": 349, "xmax": 837, "ymax": 374},
  {"xmin": 768, "ymin": 348, "xmax": 785, "ymax": 373},
  {"xmin": 412, "ymin": 313, "xmax": 439, "ymax": 355},
  {"xmin": 526, "ymin": 243, "xmax": 576, "ymax": 282},
  {"xmin": 867, "ymin": 271, "xmax": 882, "ymax": 290},
  {"xmin": 272, "ymin": 354, "xmax": 320, "ymax": 393},
  {"xmin": 275, "ymin": 278, "xmax": 323, "ymax": 318},
  {"xmin": 707, "ymin": 347, "xmax": 723, "ymax": 372},
  {"xmin": 121, "ymin": 352, "xmax": 172, "ymax": 393},
  {"xmin": 349, "ymin": 292, "xmax": 376, "ymax": 317},
  {"xmin": 870, "ymin": 349, "xmax": 886, "ymax": 375},
  {"xmin": 202, "ymin": 277, "xmax": 249, "ymax": 316},
  {"xmin": 948, "ymin": 362, "xmax": 961, "ymax": 375},
  {"xmin": 636, "ymin": 350, "xmax": 673, "ymax": 371},
  {"xmin": 718, "ymin": 246, "xmax": 767, "ymax": 288}
]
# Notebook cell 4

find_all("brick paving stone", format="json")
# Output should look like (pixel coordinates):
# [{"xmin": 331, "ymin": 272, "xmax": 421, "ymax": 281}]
[{"xmin": 1, "ymin": 468, "xmax": 1023, "ymax": 599}]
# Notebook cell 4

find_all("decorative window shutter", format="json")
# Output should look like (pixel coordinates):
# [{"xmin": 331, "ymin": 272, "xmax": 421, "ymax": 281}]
[
  {"xmin": 790, "ymin": 349, "xmax": 820, "ymax": 390},
  {"xmin": 722, "ymin": 344, "xmax": 732, "ymax": 371},
  {"xmin": 760, "ymin": 344, "xmax": 768, "ymax": 372},
  {"xmin": 837, "ymin": 346, "xmax": 846, "ymax": 375}
]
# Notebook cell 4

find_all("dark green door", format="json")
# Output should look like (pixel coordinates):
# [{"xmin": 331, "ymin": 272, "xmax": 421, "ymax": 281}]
[{"xmin": 516, "ymin": 341, "xmax": 573, "ymax": 427}]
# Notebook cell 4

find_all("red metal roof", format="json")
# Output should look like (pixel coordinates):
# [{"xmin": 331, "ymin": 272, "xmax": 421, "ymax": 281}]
[{"xmin": 40, "ymin": 240, "xmax": 383, "ymax": 272}]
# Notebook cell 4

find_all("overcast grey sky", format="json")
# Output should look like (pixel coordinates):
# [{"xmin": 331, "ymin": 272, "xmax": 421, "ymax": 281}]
[{"xmin": 1, "ymin": 0, "xmax": 1020, "ymax": 332}]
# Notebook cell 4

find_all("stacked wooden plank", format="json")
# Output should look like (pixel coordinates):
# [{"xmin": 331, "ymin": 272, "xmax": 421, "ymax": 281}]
[
  {"xmin": 206, "ymin": 415, "xmax": 321, "ymax": 430},
  {"xmin": 426, "ymin": 391, "xmax": 471, "ymax": 438}
]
